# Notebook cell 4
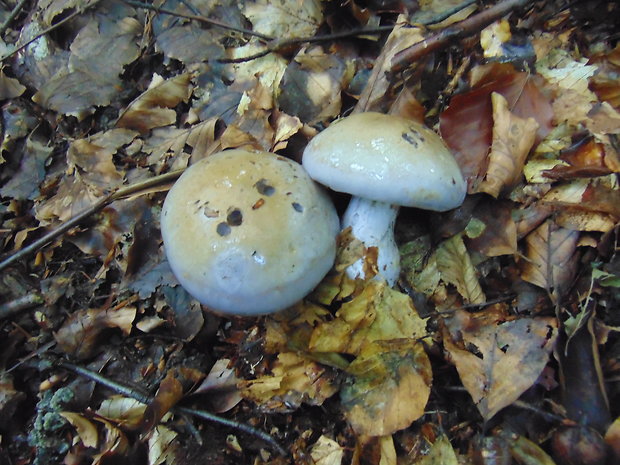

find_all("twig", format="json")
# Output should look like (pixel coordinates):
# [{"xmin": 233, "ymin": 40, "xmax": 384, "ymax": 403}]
[
  {"xmin": 218, "ymin": 25, "xmax": 395, "ymax": 64},
  {"xmin": 57, "ymin": 359, "xmax": 287, "ymax": 456},
  {"xmin": 0, "ymin": 170, "xmax": 184, "ymax": 273},
  {"xmin": 0, "ymin": 0, "xmax": 30, "ymax": 36},
  {"xmin": 0, "ymin": 292, "xmax": 44, "ymax": 319},
  {"xmin": 391, "ymin": 0, "xmax": 535, "ymax": 72},
  {"xmin": 1, "ymin": 0, "xmax": 103, "ymax": 62},
  {"xmin": 122, "ymin": 0, "xmax": 274, "ymax": 41}
]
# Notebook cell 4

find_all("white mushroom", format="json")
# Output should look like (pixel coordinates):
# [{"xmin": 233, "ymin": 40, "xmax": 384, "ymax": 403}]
[
  {"xmin": 161, "ymin": 149, "xmax": 340, "ymax": 315},
  {"xmin": 302, "ymin": 112, "xmax": 466, "ymax": 285}
]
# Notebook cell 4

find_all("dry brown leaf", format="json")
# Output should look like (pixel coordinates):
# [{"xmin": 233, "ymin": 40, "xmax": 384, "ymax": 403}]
[
  {"xmin": 356, "ymin": 20, "xmax": 425, "ymax": 113},
  {"xmin": 193, "ymin": 358, "xmax": 243, "ymax": 413},
  {"xmin": 243, "ymin": 0, "xmax": 323, "ymax": 39},
  {"xmin": 96, "ymin": 396, "xmax": 147, "ymax": 429},
  {"xmin": 0, "ymin": 70, "xmax": 25, "ymax": 99},
  {"xmin": 310, "ymin": 435, "xmax": 345, "ymax": 465},
  {"xmin": 465, "ymin": 199, "xmax": 517, "ymax": 256},
  {"xmin": 67, "ymin": 129, "xmax": 136, "ymax": 190},
  {"xmin": 144, "ymin": 117, "xmax": 219, "ymax": 171},
  {"xmin": 443, "ymin": 308, "xmax": 558, "ymax": 421},
  {"xmin": 352, "ymin": 436, "xmax": 397, "ymax": 465},
  {"xmin": 341, "ymin": 339, "xmax": 432, "ymax": 436},
  {"xmin": 477, "ymin": 92, "xmax": 539, "ymax": 197},
  {"xmin": 605, "ymin": 417, "xmax": 620, "ymax": 460},
  {"xmin": 278, "ymin": 47, "xmax": 351, "ymax": 125},
  {"xmin": 116, "ymin": 73, "xmax": 193, "ymax": 134},
  {"xmin": 33, "ymin": 16, "xmax": 141, "ymax": 117},
  {"xmin": 436, "ymin": 234, "xmax": 486, "ymax": 304},
  {"xmin": 146, "ymin": 426, "xmax": 178, "ymax": 465},
  {"xmin": 141, "ymin": 369, "xmax": 184, "ymax": 432},
  {"xmin": 54, "ymin": 306, "xmax": 136, "ymax": 359},
  {"xmin": 520, "ymin": 219, "xmax": 580, "ymax": 294}
]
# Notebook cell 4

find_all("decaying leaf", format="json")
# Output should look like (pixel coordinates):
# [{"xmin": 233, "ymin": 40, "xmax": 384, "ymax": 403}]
[
  {"xmin": 309, "ymin": 280, "xmax": 428, "ymax": 355},
  {"xmin": 520, "ymin": 219, "xmax": 579, "ymax": 294},
  {"xmin": 477, "ymin": 92, "xmax": 539, "ymax": 197},
  {"xmin": 146, "ymin": 425, "xmax": 178, "ymax": 465},
  {"xmin": 465, "ymin": 198, "xmax": 518, "ymax": 256},
  {"xmin": 443, "ymin": 307, "xmax": 558, "ymax": 421},
  {"xmin": 417, "ymin": 434, "xmax": 459, "ymax": 465},
  {"xmin": 54, "ymin": 306, "xmax": 136, "ymax": 359},
  {"xmin": 193, "ymin": 358, "xmax": 243, "ymax": 413},
  {"xmin": 242, "ymin": 352, "xmax": 339, "ymax": 411},
  {"xmin": 352, "ymin": 435, "xmax": 397, "ymax": 465},
  {"xmin": 341, "ymin": 339, "xmax": 432, "ymax": 436},
  {"xmin": 436, "ymin": 234, "xmax": 486, "ymax": 304}
]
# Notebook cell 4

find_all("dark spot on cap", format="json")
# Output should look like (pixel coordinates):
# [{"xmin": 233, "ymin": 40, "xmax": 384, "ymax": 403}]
[
  {"xmin": 183, "ymin": 143, "xmax": 193, "ymax": 154},
  {"xmin": 227, "ymin": 208, "xmax": 243, "ymax": 226},
  {"xmin": 292, "ymin": 202, "xmax": 303, "ymax": 212},
  {"xmin": 216, "ymin": 223, "xmax": 231, "ymax": 236},
  {"xmin": 402, "ymin": 130, "xmax": 420, "ymax": 148},
  {"xmin": 255, "ymin": 179, "xmax": 275, "ymax": 196}
]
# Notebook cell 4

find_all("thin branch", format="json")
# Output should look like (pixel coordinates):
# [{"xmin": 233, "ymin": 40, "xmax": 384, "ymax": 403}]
[
  {"xmin": 0, "ymin": 292, "xmax": 44, "ymax": 319},
  {"xmin": 57, "ymin": 359, "xmax": 287, "ymax": 456},
  {"xmin": 122, "ymin": 0, "xmax": 274, "ymax": 41},
  {"xmin": 391, "ymin": 0, "xmax": 535, "ymax": 72},
  {"xmin": 218, "ymin": 25, "xmax": 395, "ymax": 64},
  {"xmin": 0, "ymin": 0, "xmax": 103, "ymax": 62},
  {"xmin": 0, "ymin": 0, "xmax": 30, "ymax": 36},
  {"xmin": 0, "ymin": 170, "xmax": 184, "ymax": 273}
]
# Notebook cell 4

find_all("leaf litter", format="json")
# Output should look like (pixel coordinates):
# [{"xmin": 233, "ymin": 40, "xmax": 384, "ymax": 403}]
[{"xmin": 0, "ymin": 0, "xmax": 619, "ymax": 464}]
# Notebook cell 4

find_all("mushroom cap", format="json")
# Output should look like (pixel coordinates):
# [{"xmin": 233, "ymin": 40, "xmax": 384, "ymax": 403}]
[
  {"xmin": 161, "ymin": 149, "xmax": 340, "ymax": 315},
  {"xmin": 302, "ymin": 112, "xmax": 466, "ymax": 211}
]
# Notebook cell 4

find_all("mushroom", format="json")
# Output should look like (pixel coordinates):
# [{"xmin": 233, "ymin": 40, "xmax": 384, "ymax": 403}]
[
  {"xmin": 302, "ymin": 112, "xmax": 466, "ymax": 285},
  {"xmin": 161, "ymin": 149, "xmax": 340, "ymax": 315}
]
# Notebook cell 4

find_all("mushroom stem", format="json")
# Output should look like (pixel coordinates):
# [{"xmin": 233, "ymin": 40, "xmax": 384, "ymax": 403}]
[{"xmin": 341, "ymin": 196, "xmax": 400, "ymax": 286}]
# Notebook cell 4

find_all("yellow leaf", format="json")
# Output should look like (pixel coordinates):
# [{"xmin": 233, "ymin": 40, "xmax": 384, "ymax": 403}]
[
  {"xmin": 341, "ymin": 340, "xmax": 432, "ymax": 436},
  {"xmin": 436, "ymin": 234, "xmax": 485, "ymax": 304},
  {"xmin": 60, "ymin": 411, "xmax": 99, "ymax": 448},
  {"xmin": 309, "ymin": 281, "xmax": 427, "ymax": 355},
  {"xmin": 310, "ymin": 435, "xmax": 345, "ymax": 465}
]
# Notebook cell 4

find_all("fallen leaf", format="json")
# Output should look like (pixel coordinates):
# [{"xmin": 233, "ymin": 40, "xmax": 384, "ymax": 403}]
[
  {"xmin": 341, "ymin": 339, "xmax": 432, "ymax": 436},
  {"xmin": 60, "ymin": 411, "xmax": 99, "ymax": 448},
  {"xmin": 520, "ymin": 219, "xmax": 580, "ymax": 294},
  {"xmin": 465, "ymin": 199, "xmax": 517, "ymax": 256},
  {"xmin": 436, "ymin": 234, "xmax": 486, "ymax": 304},
  {"xmin": 54, "ymin": 306, "xmax": 136, "ymax": 359},
  {"xmin": 309, "ymin": 280, "xmax": 428, "ymax": 355},
  {"xmin": 193, "ymin": 358, "xmax": 243, "ymax": 413},
  {"xmin": 116, "ymin": 73, "xmax": 193, "ymax": 134},
  {"xmin": 310, "ymin": 435, "xmax": 344, "ymax": 465},
  {"xmin": 480, "ymin": 20, "xmax": 512, "ymax": 59},
  {"xmin": 96, "ymin": 395, "xmax": 147, "ymax": 429},
  {"xmin": 242, "ymin": 352, "xmax": 339, "ymax": 411},
  {"xmin": 0, "ymin": 70, "xmax": 25, "ymax": 98},
  {"xmin": 146, "ymin": 425, "xmax": 178, "ymax": 465},
  {"xmin": 477, "ymin": 92, "xmax": 539, "ymax": 197},
  {"xmin": 443, "ymin": 307, "xmax": 558, "ymax": 421},
  {"xmin": 417, "ymin": 434, "xmax": 459, "ymax": 465},
  {"xmin": 243, "ymin": 0, "xmax": 323, "ymax": 39},
  {"xmin": 33, "ymin": 16, "xmax": 141, "ymax": 117}
]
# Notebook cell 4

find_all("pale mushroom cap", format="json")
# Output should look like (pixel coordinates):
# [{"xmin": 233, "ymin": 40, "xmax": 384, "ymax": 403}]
[
  {"xmin": 302, "ymin": 112, "xmax": 466, "ymax": 211},
  {"xmin": 161, "ymin": 149, "xmax": 340, "ymax": 315}
]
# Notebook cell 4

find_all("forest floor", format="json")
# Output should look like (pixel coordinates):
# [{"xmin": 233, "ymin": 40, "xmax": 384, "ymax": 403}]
[{"xmin": 0, "ymin": 0, "xmax": 620, "ymax": 464}]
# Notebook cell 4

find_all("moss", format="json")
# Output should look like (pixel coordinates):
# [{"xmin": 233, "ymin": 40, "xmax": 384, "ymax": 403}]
[{"xmin": 27, "ymin": 387, "xmax": 75, "ymax": 465}]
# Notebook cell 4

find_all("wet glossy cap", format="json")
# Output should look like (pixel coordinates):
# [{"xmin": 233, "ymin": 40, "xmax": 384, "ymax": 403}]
[
  {"xmin": 161, "ymin": 149, "xmax": 340, "ymax": 315},
  {"xmin": 302, "ymin": 112, "xmax": 466, "ymax": 211}
]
